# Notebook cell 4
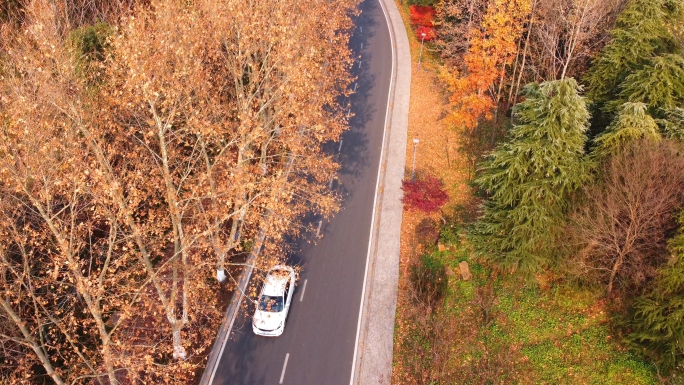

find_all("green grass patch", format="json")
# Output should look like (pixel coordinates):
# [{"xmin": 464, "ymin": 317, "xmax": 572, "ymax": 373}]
[
  {"xmin": 394, "ymin": 241, "xmax": 659, "ymax": 384},
  {"xmin": 492, "ymin": 276, "xmax": 658, "ymax": 384}
]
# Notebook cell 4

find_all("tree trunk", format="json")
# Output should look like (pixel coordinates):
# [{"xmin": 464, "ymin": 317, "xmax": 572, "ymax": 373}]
[
  {"xmin": 493, "ymin": 66, "xmax": 507, "ymax": 127},
  {"xmin": 171, "ymin": 323, "xmax": 187, "ymax": 360},
  {"xmin": 511, "ymin": 0, "xmax": 535, "ymax": 111},
  {"xmin": 101, "ymin": 340, "xmax": 118, "ymax": 385},
  {"xmin": 506, "ymin": 37, "xmax": 524, "ymax": 112},
  {"xmin": 607, "ymin": 252, "xmax": 625, "ymax": 295},
  {"xmin": 81, "ymin": 124, "xmax": 188, "ymax": 361},
  {"xmin": 560, "ymin": 0, "xmax": 591, "ymax": 80}
]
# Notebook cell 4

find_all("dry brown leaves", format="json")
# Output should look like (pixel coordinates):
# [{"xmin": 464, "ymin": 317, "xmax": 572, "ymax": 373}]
[{"xmin": 392, "ymin": 2, "xmax": 473, "ymax": 383}]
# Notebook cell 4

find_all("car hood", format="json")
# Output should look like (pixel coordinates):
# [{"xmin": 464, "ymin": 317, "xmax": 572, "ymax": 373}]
[{"xmin": 253, "ymin": 310, "xmax": 283, "ymax": 331}]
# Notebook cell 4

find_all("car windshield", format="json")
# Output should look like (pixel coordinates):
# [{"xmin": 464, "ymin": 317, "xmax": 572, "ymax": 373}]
[{"xmin": 258, "ymin": 295, "xmax": 284, "ymax": 312}]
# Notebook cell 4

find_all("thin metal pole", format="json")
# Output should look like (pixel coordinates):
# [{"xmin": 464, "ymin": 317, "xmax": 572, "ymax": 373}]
[
  {"xmin": 418, "ymin": 34, "xmax": 426, "ymax": 70},
  {"xmin": 411, "ymin": 138, "xmax": 419, "ymax": 182}
]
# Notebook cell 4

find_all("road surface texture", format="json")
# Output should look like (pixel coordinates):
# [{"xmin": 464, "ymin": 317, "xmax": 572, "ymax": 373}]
[{"xmin": 209, "ymin": 0, "xmax": 394, "ymax": 384}]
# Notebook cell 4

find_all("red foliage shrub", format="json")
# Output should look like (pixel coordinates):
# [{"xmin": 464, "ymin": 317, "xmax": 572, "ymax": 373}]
[
  {"xmin": 409, "ymin": 5, "xmax": 436, "ymax": 27},
  {"xmin": 409, "ymin": 5, "xmax": 436, "ymax": 41},
  {"xmin": 416, "ymin": 26, "xmax": 436, "ymax": 41},
  {"xmin": 402, "ymin": 176, "xmax": 449, "ymax": 213}
]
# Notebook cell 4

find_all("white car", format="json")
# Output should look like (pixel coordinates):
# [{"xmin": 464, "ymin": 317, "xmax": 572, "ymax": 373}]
[{"xmin": 252, "ymin": 265, "xmax": 296, "ymax": 337}]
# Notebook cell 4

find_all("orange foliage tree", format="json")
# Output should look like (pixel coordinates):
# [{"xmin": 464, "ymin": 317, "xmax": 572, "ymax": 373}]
[
  {"xmin": 0, "ymin": 0, "xmax": 356, "ymax": 383},
  {"xmin": 441, "ymin": 0, "xmax": 532, "ymax": 130}
]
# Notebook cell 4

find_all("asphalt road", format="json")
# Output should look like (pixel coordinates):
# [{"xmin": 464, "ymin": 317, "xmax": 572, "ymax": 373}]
[{"xmin": 210, "ymin": 1, "xmax": 393, "ymax": 384}]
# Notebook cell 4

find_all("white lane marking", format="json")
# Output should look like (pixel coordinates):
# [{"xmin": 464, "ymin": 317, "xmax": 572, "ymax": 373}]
[
  {"xmin": 279, "ymin": 353, "xmax": 290, "ymax": 384},
  {"xmin": 338, "ymin": 139, "xmax": 344, "ymax": 152},
  {"xmin": 349, "ymin": 0, "xmax": 397, "ymax": 383},
  {"xmin": 361, "ymin": 42, "xmax": 364, "ymax": 50},
  {"xmin": 316, "ymin": 220, "xmax": 323, "ymax": 237},
  {"xmin": 353, "ymin": 82, "xmax": 358, "ymax": 92},
  {"xmin": 299, "ymin": 279, "xmax": 308, "ymax": 302},
  {"xmin": 358, "ymin": 60, "xmax": 362, "ymax": 68},
  {"xmin": 360, "ymin": 26, "xmax": 362, "ymax": 33}
]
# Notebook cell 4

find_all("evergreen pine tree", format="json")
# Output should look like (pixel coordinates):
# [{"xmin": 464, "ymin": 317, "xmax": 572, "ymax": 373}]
[
  {"xmin": 659, "ymin": 107, "xmax": 684, "ymax": 140},
  {"xmin": 469, "ymin": 78, "xmax": 590, "ymax": 272},
  {"xmin": 617, "ymin": 54, "xmax": 684, "ymax": 113},
  {"xmin": 592, "ymin": 102, "xmax": 661, "ymax": 159},
  {"xmin": 584, "ymin": 0, "xmax": 683, "ymax": 129},
  {"xmin": 627, "ymin": 211, "xmax": 684, "ymax": 373}
]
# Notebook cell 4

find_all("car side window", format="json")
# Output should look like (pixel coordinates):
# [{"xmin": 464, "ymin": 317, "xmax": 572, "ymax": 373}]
[{"xmin": 284, "ymin": 286, "xmax": 289, "ymax": 300}]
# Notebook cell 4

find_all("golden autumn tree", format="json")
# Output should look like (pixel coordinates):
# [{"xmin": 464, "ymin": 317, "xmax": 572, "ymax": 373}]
[
  {"xmin": 98, "ymin": 0, "xmax": 355, "ymax": 361},
  {"xmin": 441, "ymin": 0, "xmax": 532, "ymax": 131},
  {"xmin": 435, "ymin": 0, "xmax": 489, "ymax": 66},
  {"xmin": 0, "ymin": 0, "xmax": 356, "ymax": 382},
  {"xmin": 186, "ymin": 0, "xmax": 356, "ymax": 283},
  {"xmin": 0, "ymin": 3, "xmax": 166, "ymax": 383}
]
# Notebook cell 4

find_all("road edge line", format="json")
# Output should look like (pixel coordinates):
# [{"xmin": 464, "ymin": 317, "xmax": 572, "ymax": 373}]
[
  {"xmin": 348, "ymin": 2, "xmax": 393, "ymax": 381},
  {"xmin": 350, "ymin": 0, "xmax": 410, "ymax": 383}
]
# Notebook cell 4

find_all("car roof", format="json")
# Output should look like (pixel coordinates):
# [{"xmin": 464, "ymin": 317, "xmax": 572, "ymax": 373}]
[{"xmin": 262, "ymin": 269, "xmax": 290, "ymax": 296}]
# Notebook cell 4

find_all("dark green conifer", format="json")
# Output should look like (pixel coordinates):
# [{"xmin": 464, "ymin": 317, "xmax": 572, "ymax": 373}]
[
  {"xmin": 628, "ymin": 211, "xmax": 684, "ymax": 373},
  {"xmin": 584, "ymin": 0, "xmax": 683, "ymax": 128},
  {"xmin": 592, "ymin": 102, "xmax": 661, "ymax": 159},
  {"xmin": 659, "ymin": 107, "xmax": 684, "ymax": 140},
  {"xmin": 469, "ymin": 78, "xmax": 590, "ymax": 272},
  {"xmin": 617, "ymin": 54, "xmax": 684, "ymax": 113}
]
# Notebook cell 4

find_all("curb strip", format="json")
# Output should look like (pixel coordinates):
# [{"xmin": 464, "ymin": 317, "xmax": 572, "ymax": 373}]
[{"xmin": 351, "ymin": 0, "xmax": 411, "ymax": 383}]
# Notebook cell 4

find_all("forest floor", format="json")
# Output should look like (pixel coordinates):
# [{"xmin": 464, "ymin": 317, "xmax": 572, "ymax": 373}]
[{"xmin": 390, "ymin": 2, "xmax": 659, "ymax": 384}]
